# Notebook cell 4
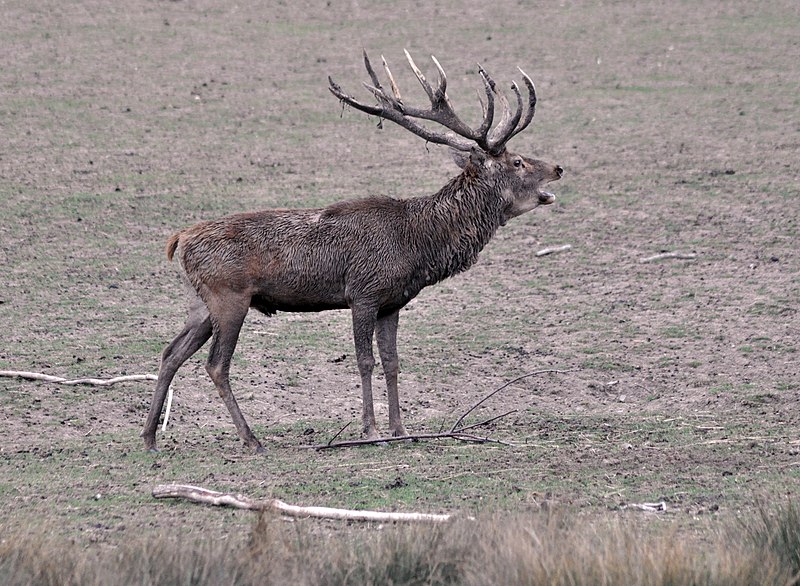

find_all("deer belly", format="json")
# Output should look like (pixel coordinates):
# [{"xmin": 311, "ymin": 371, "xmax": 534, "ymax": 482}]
[{"xmin": 250, "ymin": 290, "xmax": 349, "ymax": 315}]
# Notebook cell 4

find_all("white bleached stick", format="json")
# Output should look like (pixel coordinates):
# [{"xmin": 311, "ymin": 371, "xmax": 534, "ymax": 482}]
[
  {"xmin": 535, "ymin": 244, "xmax": 572, "ymax": 257},
  {"xmin": 0, "ymin": 370, "xmax": 156, "ymax": 386},
  {"xmin": 152, "ymin": 483, "xmax": 454, "ymax": 523}
]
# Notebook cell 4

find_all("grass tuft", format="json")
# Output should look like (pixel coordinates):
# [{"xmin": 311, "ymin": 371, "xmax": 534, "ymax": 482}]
[{"xmin": 740, "ymin": 501, "xmax": 800, "ymax": 578}]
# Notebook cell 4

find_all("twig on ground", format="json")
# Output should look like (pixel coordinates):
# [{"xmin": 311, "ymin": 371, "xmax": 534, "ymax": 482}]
[
  {"xmin": 0, "ymin": 370, "xmax": 157, "ymax": 386},
  {"xmin": 306, "ymin": 368, "xmax": 576, "ymax": 450},
  {"xmin": 161, "ymin": 384, "xmax": 174, "ymax": 432},
  {"xmin": 0, "ymin": 369, "xmax": 173, "ymax": 430},
  {"xmin": 0, "ymin": 369, "xmax": 174, "ymax": 430},
  {"xmin": 328, "ymin": 421, "xmax": 352, "ymax": 446},
  {"xmin": 639, "ymin": 252, "xmax": 697, "ymax": 263},
  {"xmin": 152, "ymin": 483, "xmax": 454, "ymax": 523},
  {"xmin": 455, "ymin": 409, "xmax": 517, "ymax": 433},
  {"xmin": 621, "ymin": 501, "xmax": 667, "ymax": 512},
  {"xmin": 535, "ymin": 244, "xmax": 572, "ymax": 257},
  {"xmin": 304, "ymin": 429, "xmax": 514, "ymax": 450},
  {"xmin": 450, "ymin": 369, "xmax": 576, "ymax": 432}
]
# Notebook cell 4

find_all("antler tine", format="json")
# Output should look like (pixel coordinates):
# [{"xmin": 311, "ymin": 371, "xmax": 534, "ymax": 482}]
[
  {"xmin": 504, "ymin": 67, "xmax": 537, "ymax": 143},
  {"xmin": 429, "ymin": 55, "xmax": 448, "ymax": 102},
  {"xmin": 399, "ymin": 50, "xmax": 491, "ymax": 144},
  {"xmin": 381, "ymin": 55, "xmax": 403, "ymax": 105},
  {"xmin": 362, "ymin": 82, "xmax": 389, "ymax": 105},
  {"xmin": 362, "ymin": 49, "xmax": 382, "ymax": 91},
  {"xmin": 487, "ymin": 80, "xmax": 524, "ymax": 153},
  {"xmin": 475, "ymin": 63, "xmax": 494, "ymax": 148},
  {"xmin": 404, "ymin": 49, "xmax": 435, "ymax": 102}
]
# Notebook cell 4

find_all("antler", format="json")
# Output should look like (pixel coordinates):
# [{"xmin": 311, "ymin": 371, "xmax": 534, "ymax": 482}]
[{"xmin": 328, "ymin": 50, "xmax": 536, "ymax": 155}]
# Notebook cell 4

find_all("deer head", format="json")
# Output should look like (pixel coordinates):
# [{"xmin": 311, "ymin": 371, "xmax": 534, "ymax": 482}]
[{"xmin": 329, "ymin": 50, "xmax": 562, "ymax": 223}]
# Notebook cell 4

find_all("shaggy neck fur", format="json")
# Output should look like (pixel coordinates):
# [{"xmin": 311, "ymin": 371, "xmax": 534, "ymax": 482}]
[{"xmin": 405, "ymin": 168, "xmax": 509, "ymax": 286}]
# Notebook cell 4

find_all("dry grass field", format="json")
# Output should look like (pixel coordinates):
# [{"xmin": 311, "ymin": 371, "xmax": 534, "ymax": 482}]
[{"xmin": 1, "ymin": 0, "xmax": 799, "ymax": 583}]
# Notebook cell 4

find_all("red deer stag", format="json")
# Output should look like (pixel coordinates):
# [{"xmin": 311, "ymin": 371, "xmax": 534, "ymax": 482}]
[{"xmin": 142, "ymin": 50, "xmax": 563, "ymax": 452}]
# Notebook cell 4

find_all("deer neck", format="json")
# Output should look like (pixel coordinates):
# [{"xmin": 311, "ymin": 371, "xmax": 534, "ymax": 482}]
[{"xmin": 410, "ymin": 172, "xmax": 507, "ymax": 283}]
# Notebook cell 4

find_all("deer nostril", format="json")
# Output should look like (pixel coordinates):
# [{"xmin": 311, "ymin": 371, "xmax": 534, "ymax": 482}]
[{"xmin": 555, "ymin": 165, "xmax": 564, "ymax": 177}]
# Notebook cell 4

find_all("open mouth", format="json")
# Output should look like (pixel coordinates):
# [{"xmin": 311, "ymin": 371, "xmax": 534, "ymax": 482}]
[{"xmin": 537, "ymin": 190, "xmax": 556, "ymax": 205}]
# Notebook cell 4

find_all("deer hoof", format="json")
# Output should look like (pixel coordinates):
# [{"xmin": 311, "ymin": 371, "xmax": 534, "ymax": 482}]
[
  {"xmin": 391, "ymin": 427, "xmax": 409, "ymax": 438},
  {"xmin": 363, "ymin": 427, "xmax": 381, "ymax": 441}
]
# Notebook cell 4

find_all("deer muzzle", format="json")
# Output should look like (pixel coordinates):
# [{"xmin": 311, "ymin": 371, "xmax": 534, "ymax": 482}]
[{"xmin": 537, "ymin": 164, "xmax": 563, "ymax": 205}]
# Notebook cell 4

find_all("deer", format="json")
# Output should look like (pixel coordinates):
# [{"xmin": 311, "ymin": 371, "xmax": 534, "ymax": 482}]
[{"xmin": 141, "ymin": 50, "xmax": 563, "ymax": 452}]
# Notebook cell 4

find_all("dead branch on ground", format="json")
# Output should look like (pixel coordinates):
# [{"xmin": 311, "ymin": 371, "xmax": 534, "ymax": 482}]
[
  {"xmin": 0, "ymin": 370, "xmax": 157, "ymax": 386},
  {"xmin": 621, "ymin": 501, "xmax": 667, "ymax": 512},
  {"xmin": 305, "ymin": 428, "xmax": 514, "ymax": 450},
  {"xmin": 639, "ymin": 252, "xmax": 697, "ymax": 263},
  {"xmin": 535, "ymin": 244, "xmax": 572, "ymax": 257},
  {"xmin": 2, "ymin": 368, "xmax": 175, "ymax": 430},
  {"xmin": 152, "ymin": 483, "xmax": 454, "ymax": 523},
  {"xmin": 305, "ymin": 368, "xmax": 576, "ymax": 450}
]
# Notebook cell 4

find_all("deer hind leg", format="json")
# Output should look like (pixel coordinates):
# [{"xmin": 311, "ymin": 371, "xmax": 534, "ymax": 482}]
[
  {"xmin": 351, "ymin": 305, "xmax": 380, "ymax": 440},
  {"xmin": 142, "ymin": 292, "xmax": 212, "ymax": 451},
  {"xmin": 376, "ymin": 309, "xmax": 407, "ymax": 437},
  {"xmin": 204, "ymin": 292, "xmax": 265, "ymax": 452}
]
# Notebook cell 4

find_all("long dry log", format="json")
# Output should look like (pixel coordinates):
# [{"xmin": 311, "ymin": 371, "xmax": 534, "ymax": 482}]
[{"xmin": 152, "ymin": 483, "xmax": 453, "ymax": 523}]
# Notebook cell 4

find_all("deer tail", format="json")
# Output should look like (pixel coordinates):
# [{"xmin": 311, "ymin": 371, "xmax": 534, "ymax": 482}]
[{"xmin": 165, "ymin": 232, "xmax": 181, "ymax": 261}]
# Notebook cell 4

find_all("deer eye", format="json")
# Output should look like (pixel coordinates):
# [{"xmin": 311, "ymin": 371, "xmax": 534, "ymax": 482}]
[{"xmin": 513, "ymin": 158, "xmax": 522, "ymax": 168}]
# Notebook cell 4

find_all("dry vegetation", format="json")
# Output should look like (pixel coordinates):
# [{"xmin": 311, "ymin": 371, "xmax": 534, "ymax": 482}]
[{"xmin": 2, "ymin": 504, "xmax": 800, "ymax": 585}]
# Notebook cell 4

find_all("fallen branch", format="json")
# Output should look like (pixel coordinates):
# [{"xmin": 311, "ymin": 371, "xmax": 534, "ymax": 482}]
[
  {"xmin": 152, "ymin": 483, "xmax": 453, "ymax": 523},
  {"xmin": 639, "ymin": 252, "xmax": 697, "ymax": 264},
  {"xmin": 450, "ymin": 369, "xmax": 576, "ymax": 432},
  {"xmin": 305, "ymin": 429, "xmax": 514, "ymax": 450},
  {"xmin": 306, "ymin": 368, "xmax": 576, "ymax": 450},
  {"xmin": 0, "ymin": 370, "xmax": 157, "ymax": 386},
  {"xmin": 535, "ymin": 244, "xmax": 572, "ymax": 257},
  {"xmin": 621, "ymin": 501, "xmax": 667, "ymax": 512},
  {"xmin": 1, "ymin": 368, "xmax": 174, "ymax": 431}
]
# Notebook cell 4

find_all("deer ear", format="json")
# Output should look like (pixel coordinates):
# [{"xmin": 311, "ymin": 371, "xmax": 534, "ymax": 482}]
[
  {"xmin": 451, "ymin": 147, "xmax": 486, "ymax": 169},
  {"xmin": 450, "ymin": 148, "xmax": 470, "ymax": 169},
  {"xmin": 469, "ymin": 148, "xmax": 487, "ymax": 167}
]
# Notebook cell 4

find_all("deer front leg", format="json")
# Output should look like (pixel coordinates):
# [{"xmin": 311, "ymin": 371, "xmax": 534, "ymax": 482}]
[
  {"xmin": 376, "ymin": 309, "xmax": 407, "ymax": 437},
  {"xmin": 351, "ymin": 305, "xmax": 380, "ymax": 440}
]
